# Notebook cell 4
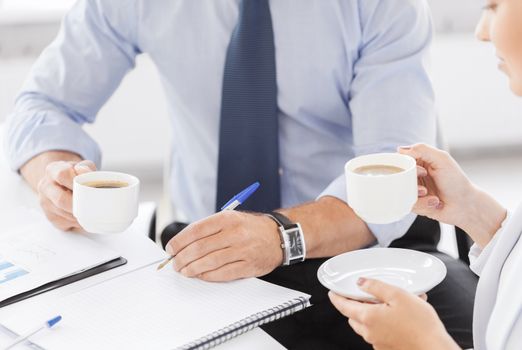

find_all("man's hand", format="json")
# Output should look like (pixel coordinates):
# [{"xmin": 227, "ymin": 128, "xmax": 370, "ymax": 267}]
[
  {"xmin": 166, "ymin": 210, "xmax": 283, "ymax": 282},
  {"xmin": 165, "ymin": 196, "xmax": 376, "ymax": 282},
  {"xmin": 36, "ymin": 160, "xmax": 96, "ymax": 231},
  {"xmin": 20, "ymin": 151, "xmax": 97, "ymax": 232}
]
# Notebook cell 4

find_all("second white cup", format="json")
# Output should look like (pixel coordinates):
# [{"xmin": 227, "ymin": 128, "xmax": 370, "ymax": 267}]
[{"xmin": 345, "ymin": 153, "xmax": 417, "ymax": 224}]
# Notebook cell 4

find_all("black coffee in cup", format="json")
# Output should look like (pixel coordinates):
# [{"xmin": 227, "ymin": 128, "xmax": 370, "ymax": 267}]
[{"xmin": 82, "ymin": 180, "xmax": 129, "ymax": 189}]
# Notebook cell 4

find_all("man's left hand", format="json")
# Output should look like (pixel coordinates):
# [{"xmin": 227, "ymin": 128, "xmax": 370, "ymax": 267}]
[{"xmin": 166, "ymin": 210, "xmax": 283, "ymax": 282}]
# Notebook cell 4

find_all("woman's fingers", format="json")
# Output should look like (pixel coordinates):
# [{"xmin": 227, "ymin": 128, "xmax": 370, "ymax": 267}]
[
  {"xmin": 398, "ymin": 144, "xmax": 451, "ymax": 169},
  {"xmin": 418, "ymin": 185, "xmax": 428, "ymax": 196},
  {"xmin": 328, "ymin": 292, "xmax": 372, "ymax": 321},
  {"xmin": 416, "ymin": 165, "xmax": 428, "ymax": 177},
  {"xmin": 357, "ymin": 278, "xmax": 406, "ymax": 304},
  {"xmin": 348, "ymin": 318, "xmax": 368, "ymax": 340},
  {"xmin": 412, "ymin": 195, "xmax": 442, "ymax": 216}
]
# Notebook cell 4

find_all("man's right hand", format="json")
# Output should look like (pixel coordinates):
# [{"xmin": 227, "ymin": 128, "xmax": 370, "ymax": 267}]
[
  {"xmin": 37, "ymin": 160, "xmax": 96, "ymax": 231},
  {"xmin": 20, "ymin": 151, "xmax": 96, "ymax": 231}
]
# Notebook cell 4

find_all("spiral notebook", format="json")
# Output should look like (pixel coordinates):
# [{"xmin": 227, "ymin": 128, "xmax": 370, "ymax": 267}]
[{"xmin": 2, "ymin": 263, "xmax": 310, "ymax": 350}]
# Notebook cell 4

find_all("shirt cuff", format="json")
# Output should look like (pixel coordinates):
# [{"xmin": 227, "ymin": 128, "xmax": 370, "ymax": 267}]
[
  {"xmin": 469, "ymin": 210, "xmax": 511, "ymax": 276},
  {"xmin": 4, "ymin": 110, "xmax": 101, "ymax": 172},
  {"xmin": 318, "ymin": 174, "xmax": 347, "ymax": 202},
  {"xmin": 367, "ymin": 213, "xmax": 417, "ymax": 247},
  {"xmin": 317, "ymin": 174, "xmax": 417, "ymax": 247}
]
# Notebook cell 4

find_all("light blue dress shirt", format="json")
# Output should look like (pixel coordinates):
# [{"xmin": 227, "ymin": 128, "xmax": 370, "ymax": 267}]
[{"xmin": 4, "ymin": 0, "xmax": 436, "ymax": 247}]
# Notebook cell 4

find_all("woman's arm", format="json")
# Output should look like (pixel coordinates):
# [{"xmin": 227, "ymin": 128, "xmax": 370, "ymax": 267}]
[{"xmin": 458, "ymin": 188, "xmax": 507, "ymax": 248}]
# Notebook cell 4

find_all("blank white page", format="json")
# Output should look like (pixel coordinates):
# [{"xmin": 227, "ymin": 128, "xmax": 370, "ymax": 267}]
[{"xmin": 3, "ymin": 264, "xmax": 310, "ymax": 350}]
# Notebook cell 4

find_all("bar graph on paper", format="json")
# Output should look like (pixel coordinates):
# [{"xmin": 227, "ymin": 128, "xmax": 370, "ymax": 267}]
[
  {"xmin": 0, "ymin": 231, "xmax": 57, "ymax": 285},
  {"xmin": 0, "ymin": 256, "xmax": 29, "ymax": 284}
]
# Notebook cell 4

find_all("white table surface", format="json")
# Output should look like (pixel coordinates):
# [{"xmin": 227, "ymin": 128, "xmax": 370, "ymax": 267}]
[{"xmin": 0, "ymin": 123, "xmax": 285, "ymax": 350}]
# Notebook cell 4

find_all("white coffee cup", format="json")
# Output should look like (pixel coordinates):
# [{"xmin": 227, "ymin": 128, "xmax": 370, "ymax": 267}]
[
  {"xmin": 345, "ymin": 153, "xmax": 417, "ymax": 224},
  {"xmin": 73, "ymin": 171, "xmax": 140, "ymax": 234}
]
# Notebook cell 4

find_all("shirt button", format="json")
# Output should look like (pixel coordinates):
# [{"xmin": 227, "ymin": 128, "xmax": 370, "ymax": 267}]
[{"xmin": 279, "ymin": 168, "xmax": 284, "ymax": 176}]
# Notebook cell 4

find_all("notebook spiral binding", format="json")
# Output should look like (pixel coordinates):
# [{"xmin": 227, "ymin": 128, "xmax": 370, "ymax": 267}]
[{"xmin": 179, "ymin": 296, "xmax": 309, "ymax": 350}]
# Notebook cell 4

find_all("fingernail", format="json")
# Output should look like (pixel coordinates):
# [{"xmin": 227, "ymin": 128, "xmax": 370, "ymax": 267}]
[
  {"xmin": 398, "ymin": 145, "xmax": 412, "ymax": 150},
  {"xmin": 418, "ymin": 188, "xmax": 427, "ymax": 196},
  {"xmin": 428, "ymin": 198, "xmax": 439, "ymax": 207},
  {"xmin": 436, "ymin": 202, "xmax": 444, "ymax": 210},
  {"xmin": 357, "ymin": 277, "xmax": 367, "ymax": 286},
  {"xmin": 166, "ymin": 245, "xmax": 174, "ymax": 255}
]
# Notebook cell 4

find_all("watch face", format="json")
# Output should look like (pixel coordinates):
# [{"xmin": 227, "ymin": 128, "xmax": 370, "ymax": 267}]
[{"xmin": 288, "ymin": 228, "xmax": 304, "ymax": 257}]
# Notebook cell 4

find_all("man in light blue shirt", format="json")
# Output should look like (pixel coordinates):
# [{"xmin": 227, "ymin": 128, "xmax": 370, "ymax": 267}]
[{"xmin": 4, "ymin": 0, "xmax": 476, "ymax": 348}]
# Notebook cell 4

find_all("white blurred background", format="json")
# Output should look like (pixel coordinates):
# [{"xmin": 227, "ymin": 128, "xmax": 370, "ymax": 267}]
[{"xmin": 1, "ymin": 0, "xmax": 522, "ymax": 213}]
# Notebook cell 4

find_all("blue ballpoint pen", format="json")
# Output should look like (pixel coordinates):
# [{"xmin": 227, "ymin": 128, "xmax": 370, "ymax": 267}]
[
  {"xmin": 156, "ymin": 182, "xmax": 260, "ymax": 271},
  {"xmin": 219, "ymin": 182, "xmax": 260, "ymax": 211},
  {"xmin": 4, "ymin": 315, "xmax": 62, "ymax": 350}
]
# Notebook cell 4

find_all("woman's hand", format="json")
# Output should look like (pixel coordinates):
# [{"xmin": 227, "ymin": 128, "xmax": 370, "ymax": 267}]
[
  {"xmin": 399, "ymin": 144, "xmax": 475, "ymax": 227},
  {"xmin": 328, "ymin": 278, "xmax": 460, "ymax": 350},
  {"xmin": 399, "ymin": 143, "xmax": 506, "ymax": 248}
]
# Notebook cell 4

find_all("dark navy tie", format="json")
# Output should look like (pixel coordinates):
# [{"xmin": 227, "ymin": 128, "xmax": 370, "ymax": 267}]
[{"xmin": 216, "ymin": 0, "xmax": 281, "ymax": 212}]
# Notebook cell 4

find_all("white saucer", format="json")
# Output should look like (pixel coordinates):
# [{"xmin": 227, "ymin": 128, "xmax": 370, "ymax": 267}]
[{"xmin": 317, "ymin": 248, "xmax": 447, "ymax": 302}]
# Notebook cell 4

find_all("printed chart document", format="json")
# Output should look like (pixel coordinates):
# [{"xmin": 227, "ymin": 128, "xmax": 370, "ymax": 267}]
[
  {"xmin": 2, "ymin": 264, "xmax": 310, "ymax": 350},
  {"xmin": 0, "ymin": 203, "xmax": 166, "ymax": 314},
  {"xmin": 0, "ymin": 208, "xmax": 120, "ymax": 303}
]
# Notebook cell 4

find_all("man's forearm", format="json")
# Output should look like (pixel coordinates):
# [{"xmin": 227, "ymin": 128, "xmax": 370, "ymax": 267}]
[
  {"xmin": 278, "ymin": 196, "xmax": 376, "ymax": 258},
  {"xmin": 20, "ymin": 151, "xmax": 82, "ymax": 191}
]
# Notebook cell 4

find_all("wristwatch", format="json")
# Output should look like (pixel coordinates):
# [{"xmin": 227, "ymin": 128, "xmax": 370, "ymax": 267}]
[{"xmin": 265, "ymin": 212, "xmax": 306, "ymax": 266}]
